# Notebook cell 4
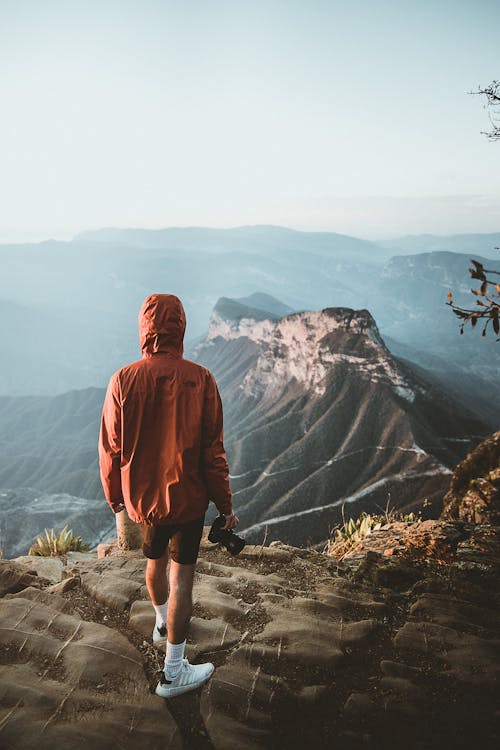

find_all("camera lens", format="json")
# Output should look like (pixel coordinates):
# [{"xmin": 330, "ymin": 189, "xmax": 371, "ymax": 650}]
[
  {"xmin": 208, "ymin": 515, "xmax": 245, "ymax": 555},
  {"xmin": 225, "ymin": 532, "xmax": 245, "ymax": 556}
]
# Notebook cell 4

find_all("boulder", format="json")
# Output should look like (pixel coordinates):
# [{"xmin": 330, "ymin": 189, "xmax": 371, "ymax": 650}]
[
  {"xmin": 13, "ymin": 555, "xmax": 64, "ymax": 584},
  {"xmin": 80, "ymin": 571, "xmax": 142, "ymax": 610},
  {"xmin": 0, "ymin": 559, "xmax": 49, "ymax": 596}
]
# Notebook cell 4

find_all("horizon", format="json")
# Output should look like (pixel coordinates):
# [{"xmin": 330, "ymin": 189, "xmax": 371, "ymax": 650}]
[{"xmin": 1, "ymin": 222, "xmax": 500, "ymax": 248}]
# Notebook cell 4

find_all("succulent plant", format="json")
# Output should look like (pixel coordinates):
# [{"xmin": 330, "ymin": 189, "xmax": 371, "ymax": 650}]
[{"xmin": 28, "ymin": 526, "xmax": 89, "ymax": 557}]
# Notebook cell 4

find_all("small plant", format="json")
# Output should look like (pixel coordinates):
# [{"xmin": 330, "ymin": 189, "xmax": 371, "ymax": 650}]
[
  {"xmin": 325, "ymin": 496, "xmax": 421, "ymax": 559},
  {"xmin": 28, "ymin": 526, "xmax": 89, "ymax": 557},
  {"xmin": 339, "ymin": 513, "xmax": 382, "ymax": 542}
]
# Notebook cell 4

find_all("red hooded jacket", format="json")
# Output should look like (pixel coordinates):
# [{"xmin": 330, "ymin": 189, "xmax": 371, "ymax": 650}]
[{"xmin": 98, "ymin": 293, "xmax": 233, "ymax": 525}]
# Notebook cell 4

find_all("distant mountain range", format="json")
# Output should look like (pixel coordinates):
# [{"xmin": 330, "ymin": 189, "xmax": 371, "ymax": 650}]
[
  {"xmin": 378, "ymin": 232, "xmax": 500, "ymax": 258},
  {"xmin": 0, "ymin": 295, "xmax": 489, "ymax": 554},
  {"xmin": 0, "ymin": 226, "xmax": 499, "ymax": 424},
  {"xmin": 1, "ymin": 225, "xmax": 498, "ymax": 553}
]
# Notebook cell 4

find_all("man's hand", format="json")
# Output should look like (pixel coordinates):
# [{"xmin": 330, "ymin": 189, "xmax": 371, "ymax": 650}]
[{"xmin": 220, "ymin": 512, "xmax": 239, "ymax": 530}]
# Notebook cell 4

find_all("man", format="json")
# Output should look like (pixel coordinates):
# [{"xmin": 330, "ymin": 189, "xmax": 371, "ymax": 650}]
[{"xmin": 98, "ymin": 293, "xmax": 238, "ymax": 698}]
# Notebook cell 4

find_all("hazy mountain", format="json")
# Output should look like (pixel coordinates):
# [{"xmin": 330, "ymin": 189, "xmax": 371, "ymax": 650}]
[
  {"xmin": 361, "ymin": 251, "xmax": 500, "ymax": 424},
  {"xmin": 75, "ymin": 224, "xmax": 388, "ymax": 259},
  {"xmin": 0, "ymin": 487, "xmax": 115, "ymax": 558},
  {"xmin": 234, "ymin": 292, "xmax": 295, "ymax": 317},
  {"xmin": 366, "ymin": 250, "xmax": 500, "ymax": 344},
  {"xmin": 379, "ymin": 232, "xmax": 500, "ymax": 259},
  {"xmin": 1, "ymin": 226, "xmax": 499, "ymax": 415},
  {"xmin": 0, "ymin": 387, "xmax": 104, "ymax": 499},
  {"xmin": 0, "ymin": 226, "xmax": 387, "ymax": 396}
]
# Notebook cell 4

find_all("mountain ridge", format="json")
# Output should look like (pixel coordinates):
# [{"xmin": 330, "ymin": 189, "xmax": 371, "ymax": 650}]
[
  {"xmin": 0, "ymin": 296, "xmax": 492, "ymax": 555},
  {"xmin": 190, "ymin": 298, "xmax": 489, "ymax": 546}
]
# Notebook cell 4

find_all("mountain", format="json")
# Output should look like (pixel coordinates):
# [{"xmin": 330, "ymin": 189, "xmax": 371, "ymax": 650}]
[
  {"xmin": 233, "ymin": 292, "xmax": 295, "ymax": 318},
  {"xmin": 189, "ymin": 299, "xmax": 489, "ymax": 546},
  {"xmin": 0, "ymin": 226, "xmax": 387, "ymax": 396},
  {"xmin": 74, "ymin": 223, "xmax": 388, "ymax": 259},
  {"xmin": 0, "ymin": 386, "xmax": 105, "ymax": 501},
  {"xmin": 0, "ymin": 295, "xmax": 489, "ymax": 553},
  {"xmin": 365, "ymin": 250, "xmax": 500, "ymax": 346},
  {"xmin": 379, "ymin": 232, "xmax": 500, "ymax": 259},
  {"xmin": 361, "ymin": 251, "xmax": 500, "ymax": 425},
  {"xmin": 0, "ymin": 487, "xmax": 115, "ymax": 558},
  {"xmin": 0, "ymin": 385, "xmax": 115, "ymax": 556},
  {"xmin": 1, "ymin": 227, "xmax": 499, "ymax": 418}
]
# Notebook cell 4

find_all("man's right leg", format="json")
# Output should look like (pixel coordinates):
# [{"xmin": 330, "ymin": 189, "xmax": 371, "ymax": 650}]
[
  {"xmin": 155, "ymin": 517, "xmax": 214, "ymax": 696},
  {"xmin": 167, "ymin": 560, "xmax": 196, "ymax": 644},
  {"xmin": 165, "ymin": 515, "xmax": 205, "ymax": 646}
]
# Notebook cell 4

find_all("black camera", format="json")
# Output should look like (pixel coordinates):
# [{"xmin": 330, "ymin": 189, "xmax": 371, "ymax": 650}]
[{"xmin": 208, "ymin": 514, "xmax": 245, "ymax": 556}]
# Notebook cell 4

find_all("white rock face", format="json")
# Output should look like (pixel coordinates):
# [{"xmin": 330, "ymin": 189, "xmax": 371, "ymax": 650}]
[{"xmin": 208, "ymin": 308, "xmax": 416, "ymax": 400}]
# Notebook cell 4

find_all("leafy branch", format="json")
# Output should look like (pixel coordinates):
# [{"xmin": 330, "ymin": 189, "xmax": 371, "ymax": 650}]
[{"xmin": 447, "ymin": 258, "xmax": 500, "ymax": 340}]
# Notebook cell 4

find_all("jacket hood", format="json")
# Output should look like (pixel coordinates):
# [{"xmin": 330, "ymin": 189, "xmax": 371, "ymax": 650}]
[{"xmin": 138, "ymin": 293, "xmax": 186, "ymax": 358}]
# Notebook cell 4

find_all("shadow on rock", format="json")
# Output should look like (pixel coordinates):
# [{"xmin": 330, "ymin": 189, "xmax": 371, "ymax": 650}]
[{"xmin": 160, "ymin": 688, "xmax": 216, "ymax": 750}]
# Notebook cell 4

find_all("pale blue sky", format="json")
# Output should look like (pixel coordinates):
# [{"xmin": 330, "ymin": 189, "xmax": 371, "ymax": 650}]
[{"xmin": 0, "ymin": 0, "xmax": 499, "ymax": 241}]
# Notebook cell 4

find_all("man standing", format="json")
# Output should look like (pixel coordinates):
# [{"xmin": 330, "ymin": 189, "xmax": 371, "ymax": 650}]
[{"xmin": 98, "ymin": 293, "xmax": 238, "ymax": 698}]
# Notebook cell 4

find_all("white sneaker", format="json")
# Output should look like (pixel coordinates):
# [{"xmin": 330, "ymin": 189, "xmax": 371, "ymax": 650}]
[
  {"xmin": 155, "ymin": 657, "xmax": 215, "ymax": 698},
  {"xmin": 152, "ymin": 622, "xmax": 167, "ymax": 645}
]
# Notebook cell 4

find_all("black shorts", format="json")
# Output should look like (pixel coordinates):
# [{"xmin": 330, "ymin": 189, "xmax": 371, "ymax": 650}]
[{"xmin": 141, "ymin": 516, "xmax": 205, "ymax": 564}]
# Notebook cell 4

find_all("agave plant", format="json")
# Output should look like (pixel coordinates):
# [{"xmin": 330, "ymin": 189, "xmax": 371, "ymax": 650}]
[
  {"xmin": 28, "ymin": 526, "xmax": 89, "ymax": 557},
  {"xmin": 334, "ymin": 513, "xmax": 383, "ymax": 544}
]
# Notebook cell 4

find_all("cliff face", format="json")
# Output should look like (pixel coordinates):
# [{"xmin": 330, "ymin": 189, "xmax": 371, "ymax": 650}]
[
  {"xmin": 207, "ymin": 306, "xmax": 414, "ymax": 401},
  {"xmin": 191, "ymin": 299, "xmax": 489, "ymax": 546},
  {"xmin": 441, "ymin": 430, "xmax": 500, "ymax": 525}
]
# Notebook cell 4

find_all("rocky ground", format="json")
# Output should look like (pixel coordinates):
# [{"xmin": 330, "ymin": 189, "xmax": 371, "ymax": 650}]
[{"xmin": 0, "ymin": 519, "xmax": 499, "ymax": 750}]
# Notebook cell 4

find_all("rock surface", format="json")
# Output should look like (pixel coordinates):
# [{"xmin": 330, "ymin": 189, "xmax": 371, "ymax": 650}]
[
  {"xmin": 13, "ymin": 555, "xmax": 64, "ymax": 584},
  {"xmin": 0, "ymin": 523, "xmax": 498, "ymax": 749},
  {"xmin": 442, "ymin": 430, "xmax": 500, "ymax": 525}
]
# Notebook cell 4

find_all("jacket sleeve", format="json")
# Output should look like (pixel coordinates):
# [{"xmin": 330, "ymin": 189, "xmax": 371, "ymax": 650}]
[
  {"xmin": 98, "ymin": 372, "xmax": 125, "ymax": 514},
  {"xmin": 200, "ymin": 371, "xmax": 233, "ymax": 516}
]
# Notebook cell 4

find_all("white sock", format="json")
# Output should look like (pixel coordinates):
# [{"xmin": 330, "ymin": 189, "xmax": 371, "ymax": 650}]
[
  {"xmin": 164, "ymin": 638, "xmax": 186, "ymax": 679},
  {"xmin": 152, "ymin": 599, "xmax": 168, "ymax": 628}
]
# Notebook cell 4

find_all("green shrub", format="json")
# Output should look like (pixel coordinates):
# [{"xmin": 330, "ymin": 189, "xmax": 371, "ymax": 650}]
[{"xmin": 28, "ymin": 526, "xmax": 89, "ymax": 557}]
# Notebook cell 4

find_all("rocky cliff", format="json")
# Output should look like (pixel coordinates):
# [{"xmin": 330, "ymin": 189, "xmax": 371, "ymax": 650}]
[{"xmin": 192, "ymin": 299, "xmax": 489, "ymax": 547}]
